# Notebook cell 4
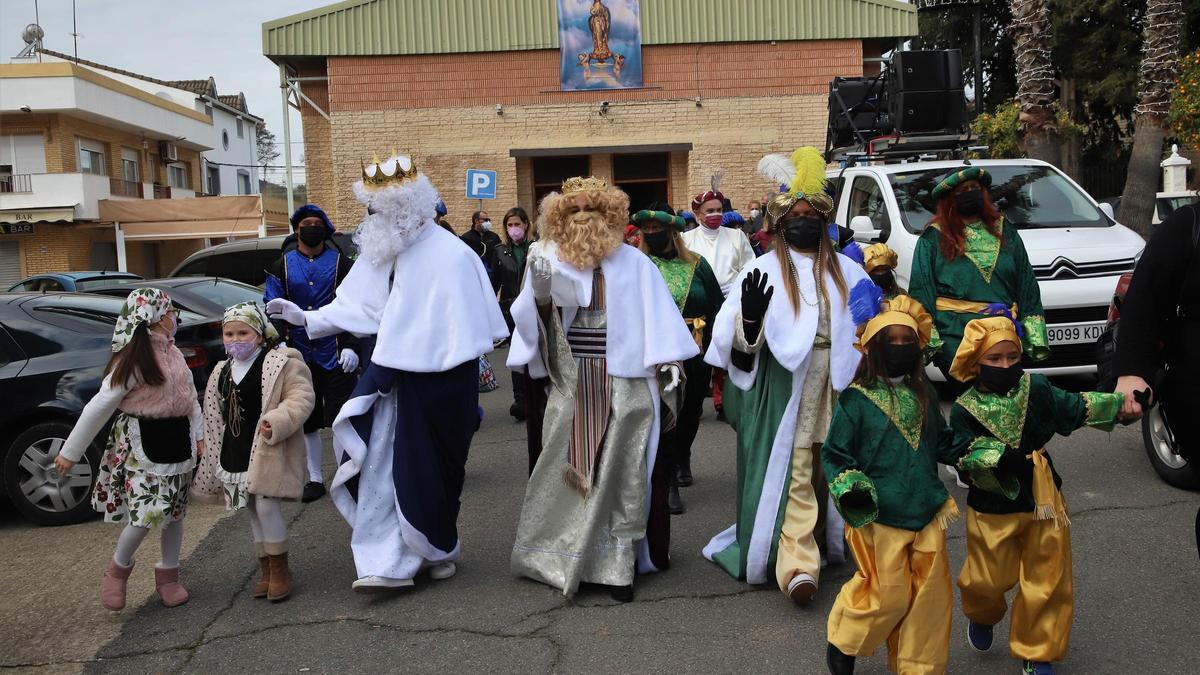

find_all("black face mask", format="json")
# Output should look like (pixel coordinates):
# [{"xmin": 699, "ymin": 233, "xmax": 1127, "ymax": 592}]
[
  {"xmin": 643, "ymin": 230, "xmax": 675, "ymax": 258},
  {"xmin": 882, "ymin": 342, "xmax": 921, "ymax": 378},
  {"xmin": 955, "ymin": 190, "xmax": 984, "ymax": 218},
  {"xmin": 870, "ymin": 270, "xmax": 896, "ymax": 291},
  {"xmin": 298, "ymin": 226, "xmax": 326, "ymax": 247},
  {"xmin": 780, "ymin": 216, "xmax": 824, "ymax": 250},
  {"xmin": 976, "ymin": 363, "xmax": 1024, "ymax": 395}
]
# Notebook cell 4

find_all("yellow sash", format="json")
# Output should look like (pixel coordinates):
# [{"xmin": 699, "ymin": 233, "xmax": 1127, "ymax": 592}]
[
  {"xmin": 935, "ymin": 297, "xmax": 1019, "ymax": 317},
  {"xmin": 684, "ymin": 317, "xmax": 706, "ymax": 351},
  {"xmin": 1030, "ymin": 448, "xmax": 1070, "ymax": 529}
]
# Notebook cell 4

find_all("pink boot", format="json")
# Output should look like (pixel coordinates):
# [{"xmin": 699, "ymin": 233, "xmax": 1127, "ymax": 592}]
[
  {"xmin": 154, "ymin": 566, "xmax": 190, "ymax": 607},
  {"xmin": 101, "ymin": 559, "xmax": 134, "ymax": 611}
]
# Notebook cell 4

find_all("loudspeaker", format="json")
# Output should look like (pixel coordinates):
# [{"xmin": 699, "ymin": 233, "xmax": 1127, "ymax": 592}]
[
  {"xmin": 828, "ymin": 77, "xmax": 891, "ymax": 147},
  {"xmin": 891, "ymin": 50, "xmax": 963, "ymax": 91},
  {"xmin": 889, "ymin": 90, "xmax": 967, "ymax": 133}
]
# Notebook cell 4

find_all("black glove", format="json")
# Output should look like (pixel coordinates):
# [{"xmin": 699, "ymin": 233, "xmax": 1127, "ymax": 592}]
[
  {"xmin": 840, "ymin": 489, "xmax": 874, "ymax": 512},
  {"xmin": 740, "ymin": 269, "xmax": 773, "ymax": 323},
  {"xmin": 997, "ymin": 445, "xmax": 1031, "ymax": 474}
]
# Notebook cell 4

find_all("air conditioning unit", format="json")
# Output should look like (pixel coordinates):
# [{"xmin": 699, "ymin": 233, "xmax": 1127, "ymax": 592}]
[{"xmin": 158, "ymin": 141, "xmax": 178, "ymax": 162}]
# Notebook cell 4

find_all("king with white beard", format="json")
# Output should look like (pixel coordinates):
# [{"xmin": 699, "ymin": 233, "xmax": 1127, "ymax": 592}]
[{"xmin": 267, "ymin": 153, "xmax": 508, "ymax": 591}]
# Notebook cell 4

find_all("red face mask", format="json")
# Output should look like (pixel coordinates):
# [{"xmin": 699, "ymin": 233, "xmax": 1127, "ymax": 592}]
[{"xmin": 702, "ymin": 213, "xmax": 723, "ymax": 229}]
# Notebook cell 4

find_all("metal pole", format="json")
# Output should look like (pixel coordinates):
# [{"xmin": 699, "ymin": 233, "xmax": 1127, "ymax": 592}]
[
  {"xmin": 973, "ymin": 6, "xmax": 984, "ymax": 117},
  {"xmin": 279, "ymin": 63, "xmax": 295, "ymax": 217},
  {"xmin": 114, "ymin": 223, "xmax": 127, "ymax": 272}
]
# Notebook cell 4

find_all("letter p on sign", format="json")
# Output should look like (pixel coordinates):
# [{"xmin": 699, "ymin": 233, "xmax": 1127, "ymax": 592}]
[{"xmin": 466, "ymin": 169, "xmax": 497, "ymax": 200}]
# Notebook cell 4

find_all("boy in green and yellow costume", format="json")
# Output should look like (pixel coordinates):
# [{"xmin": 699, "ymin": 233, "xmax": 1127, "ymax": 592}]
[
  {"xmin": 909, "ymin": 167, "xmax": 1049, "ymax": 377},
  {"xmin": 948, "ymin": 316, "xmax": 1125, "ymax": 675},
  {"xmin": 822, "ymin": 296, "xmax": 997, "ymax": 675}
]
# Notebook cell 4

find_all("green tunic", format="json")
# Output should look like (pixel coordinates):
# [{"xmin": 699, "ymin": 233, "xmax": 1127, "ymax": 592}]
[
  {"xmin": 822, "ymin": 380, "xmax": 972, "ymax": 531},
  {"xmin": 909, "ymin": 219, "xmax": 1049, "ymax": 372},
  {"xmin": 950, "ymin": 373, "xmax": 1123, "ymax": 515},
  {"xmin": 650, "ymin": 255, "xmax": 723, "ymax": 384}
]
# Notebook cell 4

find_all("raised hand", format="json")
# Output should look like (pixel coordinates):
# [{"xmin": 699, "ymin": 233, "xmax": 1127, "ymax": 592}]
[
  {"xmin": 740, "ymin": 269, "xmax": 774, "ymax": 323},
  {"xmin": 531, "ymin": 256, "xmax": 553, "ymax": 302}
]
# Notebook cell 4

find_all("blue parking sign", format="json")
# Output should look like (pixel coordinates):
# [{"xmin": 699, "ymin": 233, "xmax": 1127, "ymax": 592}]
[{"xmin": 466, "ymin": 169, "xmax": 497, "ymax": 200}]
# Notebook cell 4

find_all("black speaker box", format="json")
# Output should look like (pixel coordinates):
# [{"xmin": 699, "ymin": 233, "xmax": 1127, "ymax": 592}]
[
  {"xmin": 889, "ymin": 90, "xmax": 967, "ymax": 133},
  {"xmin": 891, "ymin": 50, "xmax": 963, "ymax": 92},
  {"xmin": 828, "ymin": 77, "xmax": 891, "ymax": 142}
]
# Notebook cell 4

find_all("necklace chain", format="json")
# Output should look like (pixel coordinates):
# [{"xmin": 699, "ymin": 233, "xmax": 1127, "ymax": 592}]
[{"xmin": 787, "ymin": 243, "xmax": 823, "ymax": 308}]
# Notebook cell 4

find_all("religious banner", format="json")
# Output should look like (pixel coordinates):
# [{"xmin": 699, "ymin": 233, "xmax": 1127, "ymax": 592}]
[{"xmin": 557, "ymin": 0, "xmax": 643, "ymax": 91}]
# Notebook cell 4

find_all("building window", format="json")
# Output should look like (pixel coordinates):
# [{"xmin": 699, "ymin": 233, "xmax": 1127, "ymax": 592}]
[
  {"xmin": 121, "ymin": 148, "xmax": 140, "ymax": 183},
  {"xmin": 222, "ymin": 130, "xmax": 230, "ymax": 150},
  {"xmin": 78, "ymin": 138, "xmax": 107, "ymax": 175},
  {"xmin": 207, "ymin": 165, "xmax": 221, "ymax": 195},
  {"xmin": 236, "ymin": 118, "xmax": 244, "ymax": 138},
  {"xmin": 533, "ymin": 156, "xmax": 590, "ymax": 208},
  {"xmin": 237, "ymin": 170, "xmax": 251, "ymax": 195},
  {"xmin": 168, "ymin": 164, "xmax": 189, "ymax": 190},
  {"xmin": 613, "ymin": 152, "xmax": 670, "ymax": 212}
]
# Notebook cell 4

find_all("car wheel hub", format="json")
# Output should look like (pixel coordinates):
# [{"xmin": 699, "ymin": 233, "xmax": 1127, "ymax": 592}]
[
  {"xmin": 1148, "ymin": 407, "xmax": 1187, "ymax": 470},
  {"xmin": 16, "ymin": 438, "xmax": 93, "ymax": 513}
]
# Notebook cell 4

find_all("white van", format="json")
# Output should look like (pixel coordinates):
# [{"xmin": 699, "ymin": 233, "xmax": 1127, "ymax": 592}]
[{"xmin": 827, "ymin": 159, "xmax": 1145, "ymax": 378}]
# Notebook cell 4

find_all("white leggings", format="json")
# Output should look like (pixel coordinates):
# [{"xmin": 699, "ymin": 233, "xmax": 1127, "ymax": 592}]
[
  {"xmin": 247, "ymin": 495, "xmax": 288, "ymax": 544},
  {"xmin": 113, "ymin": 519, "xmax": 183, "ymax": 568}
]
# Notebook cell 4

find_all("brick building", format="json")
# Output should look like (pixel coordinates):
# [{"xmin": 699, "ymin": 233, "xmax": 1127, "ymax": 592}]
[{"xmin": 263, "ymin": 0, "xmax": 917, "ymax": 232}]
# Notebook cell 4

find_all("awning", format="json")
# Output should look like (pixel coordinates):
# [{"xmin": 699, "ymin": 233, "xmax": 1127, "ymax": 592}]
[
  {"xmin": 0, "ymin": 206, "xmax": 75, "ymax": 224},
  {"xmin": 98, "ymin": 195, "xmax": 264, "ymax": 240},
  {"xmin": 509, "ymin": 143, "xmax": 693, "ymax": 158}
]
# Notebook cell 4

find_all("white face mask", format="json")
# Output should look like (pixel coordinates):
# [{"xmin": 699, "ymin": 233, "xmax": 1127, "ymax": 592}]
[
  {"xmin": 480, "ymin": 220, "xmax": 493, "ymax": 231},
  {"xmin": 750, "ymin": 209, "xmax": 761, "ymax": 219}
]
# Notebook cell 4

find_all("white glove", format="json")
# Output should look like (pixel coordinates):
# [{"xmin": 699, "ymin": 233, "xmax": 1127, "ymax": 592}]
[
  {"xmin": 338, "ymin": 348, "xmax": 360, "ymax": 373},
  {"xmin": 531, "ymin": 256, "xmax": 553, "ymax": 302},
  {"xmin": 265, "ymin": 298, "xmax": 306, "ymax": 327},
  {"xmin": 659, "ymin": 363, "xmax": 682, "ymax": 393}
]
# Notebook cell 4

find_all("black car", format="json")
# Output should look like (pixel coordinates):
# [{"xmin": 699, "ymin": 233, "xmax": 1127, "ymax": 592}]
[
  {"xmin": 170, "ymin": 232, "xmax": 358, "ymax": 287},
  {"xmin": 84, "ymin": 277, "xmax": 265, "ymax": 316},
  {"xmin": 0, "ymin": 293, "xmax": 223, "ymax": 526}
]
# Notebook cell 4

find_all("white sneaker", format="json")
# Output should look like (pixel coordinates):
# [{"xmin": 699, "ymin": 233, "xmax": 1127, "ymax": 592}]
[
  {"xmin": 787, "ymin": 573, "xmax": 817, "ymax": 605},
  {"xmin": 351, "ymin": 575, "xmax": 414, "ymax": 593},
  {"xmin": 428, "ymin": 562, "xmax": 457, "ymax": 580}
]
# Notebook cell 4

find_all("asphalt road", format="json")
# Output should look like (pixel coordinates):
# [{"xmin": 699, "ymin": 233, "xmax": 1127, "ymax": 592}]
[{"xmin": 1, "ymin": 355, "xmax": 1196, "ymax": 674}]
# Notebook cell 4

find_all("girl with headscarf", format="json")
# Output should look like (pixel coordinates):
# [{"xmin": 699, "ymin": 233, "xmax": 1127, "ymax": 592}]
[
  {"xmin": 703, "ymin": 147, "xmax": 875, "ymax": 605},
  {"xmin": 54, "ymin": 288, "xmax": 203, "ymax": 611},
  {"xmin": 198, "ymin": 302, "xmax": 314, "ymax": 602},
  {"xmin": 908, "ymin": 167, "xmax": 1049, "ymax": 380}
]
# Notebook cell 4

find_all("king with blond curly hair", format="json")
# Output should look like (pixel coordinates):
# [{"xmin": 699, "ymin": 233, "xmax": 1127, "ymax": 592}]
[{"xmin": 507, "ymin": 176, "xmax": 700, "ymax": 601}]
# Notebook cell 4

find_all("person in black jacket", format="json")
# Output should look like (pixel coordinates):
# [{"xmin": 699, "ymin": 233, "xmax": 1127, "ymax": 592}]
[
  {"xmin": 461, "ymin": 210, "xmax": 502, "ymax": 288},
  {"xmin": 1114, "ymin": 202, "xmax": 1200, "ymax": 556},
  {"xmin": 496, "ymin": 207, "xmax": 534, "ymax": 419}
]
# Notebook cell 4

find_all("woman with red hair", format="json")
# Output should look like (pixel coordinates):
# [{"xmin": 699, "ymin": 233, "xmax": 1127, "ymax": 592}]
[{"xmin": 908, "ymin": 167, "xmax": 1049, "ymax": 381}]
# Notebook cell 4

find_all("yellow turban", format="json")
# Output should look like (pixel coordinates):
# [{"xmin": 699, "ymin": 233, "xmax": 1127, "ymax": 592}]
[
  {"xmin": 861, "ymin": 243, "xmax": 899, "ymax": 274},
  {"xmin": 949, "ymin": 317, "xmax": 1023, "ymax": 382},
  {"xmin": 855, "ymin": 295, "xmax": 933, "ymax": 353}
]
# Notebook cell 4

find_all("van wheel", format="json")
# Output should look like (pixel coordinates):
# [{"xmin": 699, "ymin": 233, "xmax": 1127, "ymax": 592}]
[
  {"xmin": 2, "ymin": 422, "xmax": 99, "ymax": 526},
  {"xmin": 1142, "ymin": 406, "xmax": 1199, "ymax": 491}
]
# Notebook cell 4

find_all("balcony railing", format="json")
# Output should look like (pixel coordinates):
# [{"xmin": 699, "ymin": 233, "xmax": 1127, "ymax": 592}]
[
  {"xmin": 109, "ymin": 178, "xmax": 143, "ymax": 198},
  {"xmin": 0, "ymin": 174, "xmax": 33, "ymax": 194},
  {"xmin": 152, "ymin": 184, "xmax": 172, "ymax": 199}
]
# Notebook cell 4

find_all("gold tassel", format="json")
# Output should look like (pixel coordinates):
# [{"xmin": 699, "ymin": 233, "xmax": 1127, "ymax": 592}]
[
  {"xmin": 1030, "ymin": 449, "xmax": 1070, "ymax": 529},
  {"xmin": 935, "ymin": 496, "xmax": 961, "ymax": 531},
  {"xmin": 562, "ymin": 464, "xmax": 591, "ymax": 497}
]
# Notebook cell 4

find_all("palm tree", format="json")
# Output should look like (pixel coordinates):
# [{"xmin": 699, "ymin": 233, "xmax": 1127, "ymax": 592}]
[
  {"xmin": 1010, "ymin": 0, "xmax": 1061, "ymax": 165},
  {"xmin": 1118, "ymin": 0, "xmax": 1186, "ymax": 238}
]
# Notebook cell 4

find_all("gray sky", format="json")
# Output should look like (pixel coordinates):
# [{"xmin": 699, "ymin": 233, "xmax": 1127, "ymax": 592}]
[{"xmin": 0, "ymin": 0, "xmax": 330, "ymax": 183}]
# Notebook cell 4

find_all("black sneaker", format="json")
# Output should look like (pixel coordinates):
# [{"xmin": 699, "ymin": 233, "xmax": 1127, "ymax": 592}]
[
  {"xmin": 967, "ymin": 621, "xmax": 993, "ymax": 652},
  {"xmin": 302, "ymin": 481, "xmax": 326, "ymax": 503},
  {"xmin": 1023, "ymin": 661, "xmax": 1054, "ymax": 675},
  {"xmin": 675, "ymin": 465, "xmax": 694, "ymax": 488},
  {"xmin": 509, "ymin": 400, "xmax": 526, "ymax": 421},
  {"xmin": 610, "ymin": 584, "xmax": 634, "ymax": 603},
  {"xmin": 668, "ymin": 485, "xmax": 685, "ymax": 515},
  {"xmin": 826, "ymin": 642, "xmax": 855, "ymax": 675}
]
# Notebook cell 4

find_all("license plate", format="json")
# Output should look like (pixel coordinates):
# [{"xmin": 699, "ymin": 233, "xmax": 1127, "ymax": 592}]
[{"xmin": 1047, "ymin": 321, "xmax": 1106, "ymax": 345}]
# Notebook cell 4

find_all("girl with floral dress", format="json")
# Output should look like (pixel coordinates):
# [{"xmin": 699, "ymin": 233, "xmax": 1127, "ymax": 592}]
[
  {"xmin": 199, "ymin": 302, "xmax": 314, "ymax": 602},
  {"xmin": 55, "ymin": 288, "xmax": 202, "ymax": 611}
]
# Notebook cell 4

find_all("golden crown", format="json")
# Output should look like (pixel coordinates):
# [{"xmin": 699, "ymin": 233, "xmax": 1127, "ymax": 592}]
[
  {"xmin": 361, "ymin": 151, "xmax": 418, "ymax": 190},
  {"xmin": 561, "ymin": 176, "xmax": 608, "ymax": 195}
]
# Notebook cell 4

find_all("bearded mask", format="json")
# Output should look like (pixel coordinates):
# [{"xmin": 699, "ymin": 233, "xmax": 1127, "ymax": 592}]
[
  {"xmin": 350, "ymin": 153, "xmax": 438, "ymax": 265},
  {"xmin": 544, "ymin": 181, "xmax": 628, "ymax": 270}
]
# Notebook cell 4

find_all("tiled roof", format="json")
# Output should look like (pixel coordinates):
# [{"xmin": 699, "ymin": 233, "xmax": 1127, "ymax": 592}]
[
  {"xmin": 217, "ymin": 93, "xmax": 247, "ymax": 113},
  {"xmin": 167, "ymin": 78, "xmax": 217, "ymax": 97}
]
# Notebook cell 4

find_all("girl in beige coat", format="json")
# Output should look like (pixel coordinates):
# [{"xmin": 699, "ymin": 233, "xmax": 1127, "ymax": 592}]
[{"xmin": 202, "ymin": 302, "xmax": 314, "ymax": 602}]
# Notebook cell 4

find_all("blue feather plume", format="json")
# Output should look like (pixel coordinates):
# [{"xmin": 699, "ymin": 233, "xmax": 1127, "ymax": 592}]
[
  {"xmin": 842, "ymin": 240, "xmax": 865, "ymax": 265},
  {"xmin": 722, "ymin": 211, "xmax": 745, "ymax": 227},
  {"xmin": 981, "ymin": 303, "xmax": 1025, "ymax": 338},
  {"xmin": 849, "ymin": 278, "xmax": 884, "ymax": 326}
]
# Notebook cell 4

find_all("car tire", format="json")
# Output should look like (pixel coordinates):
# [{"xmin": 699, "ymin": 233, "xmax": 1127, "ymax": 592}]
[
  {"xmin": 3, "ymin": 421, "xmax": 100, "ymax": 526},
  {"xmin": 1142, "ymin": 405, "xmax": 1199, "ymax": 491}
]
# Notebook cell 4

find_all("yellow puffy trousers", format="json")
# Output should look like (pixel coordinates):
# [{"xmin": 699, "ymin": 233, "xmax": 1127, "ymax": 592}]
[
  {"xmin": 775, "ymin": 443, "xmax": 827, "ymax": 594},
  {"xmin": 826, "ymin": 507, "xmax": 953, "ymax": 675},
  {"xmin": 958, "ymin": 508, "xmax": 1073, "ymax": 662}
]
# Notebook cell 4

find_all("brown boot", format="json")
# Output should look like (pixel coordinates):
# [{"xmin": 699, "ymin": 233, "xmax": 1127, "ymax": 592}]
[
  {"xmin": 253, "ymin": 557, "xmax": 271, "ymax": 598},
  {"xmin": 101, "ymin": 559, "xmax": 134, "ymax": 611},
  {"xmin": 154, "ymin": 565, "xmax": 190, "ymax": 608},
  {"xmin": 265, "ymin": 541, "xmax": 291, "ymax": 602}
]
